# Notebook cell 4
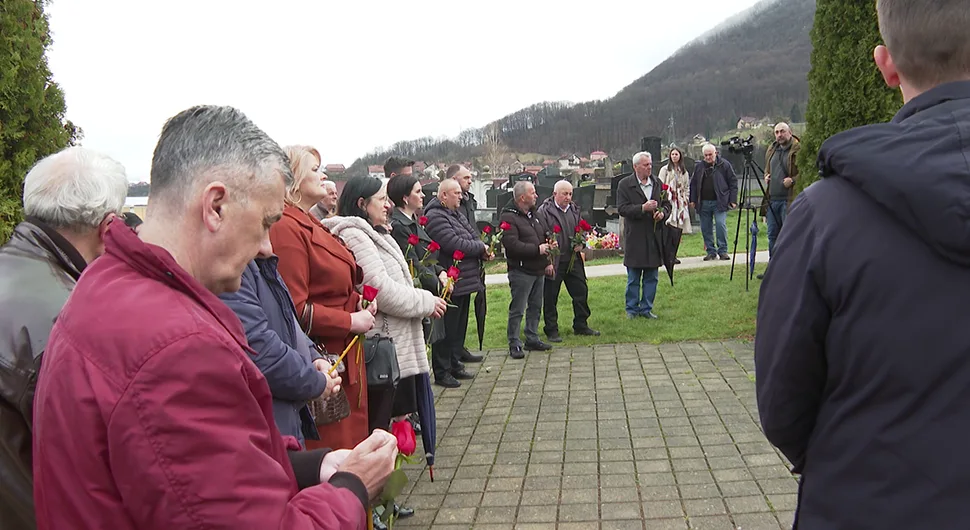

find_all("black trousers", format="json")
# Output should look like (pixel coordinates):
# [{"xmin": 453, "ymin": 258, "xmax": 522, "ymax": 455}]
[
  {"xmin": 431, "ymin": 292, "xmax": 471, "ymax": 378},
  {"xmin": 543, "ymin": 253, "xmax": 592, "ymax": 335}
]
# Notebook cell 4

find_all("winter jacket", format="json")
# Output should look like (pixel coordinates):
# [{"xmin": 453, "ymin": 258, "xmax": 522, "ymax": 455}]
[
  {"xmin": 423, "ymin": 197, "xmax": 486, "ymax": 297},
  {"xmin": 501, "ymin": 200, "xmax": 551, "ymax": 275},
  {"xmin": 322, "ymin": 216, "xmax": 436, "ymax": 380},
  {"xmin": 0, "ymin": 218, "xmax": 88, "ymax": 530},
  {"xmin": 390, "ymin": 208, "xmax": 445, "ymax": 296},
  {"xmin": 460, "ymin": 191, "xmax": 478, "ymax": 227},
  {"xmin": 32, "ymin": 219, "xmax": 368, "ymax": 530},
  {"xmin": 537, "ymin": 196, "xmax": 582, "ymax": 270},
  {"xmin": 764, "ymin": 136, "xmax": 801, "ymax": 205},
  {"xmin": 616, "ymin": 173, "xmax": 672, "ymax": 269},
  {"xmin": 689, "ymin": 156, "xmax": 738, "ymax": 212},
  {"xmin": 755, "ymin": 79, "xmax": 970, "ymax": 530},
  {"xmin": 219, "ymin": 258, "xmax": 327, "ymax": 447}
]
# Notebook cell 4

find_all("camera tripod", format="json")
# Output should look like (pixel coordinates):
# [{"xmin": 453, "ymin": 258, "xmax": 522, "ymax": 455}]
[{"xmin": 728, "ymin": 152, "xmax": 783, "ymax": 291}]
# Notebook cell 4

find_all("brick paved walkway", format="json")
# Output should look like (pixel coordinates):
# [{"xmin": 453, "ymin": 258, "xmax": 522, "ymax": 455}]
[{"xmin": 397, "ymin": 341, "xmax": 797, "ymax": 530}]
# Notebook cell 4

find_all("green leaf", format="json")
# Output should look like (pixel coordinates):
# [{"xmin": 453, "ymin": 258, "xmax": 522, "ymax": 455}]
[{"xmin": 380, "ymin": 468, "xmax": 409, "ymax": 503}]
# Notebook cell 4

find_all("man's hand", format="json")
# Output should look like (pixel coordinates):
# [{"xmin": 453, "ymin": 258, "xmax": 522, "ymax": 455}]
[
  {"xmin": 765, "ymin": 173, "xmax": 771, "ymax": 184},
  {"xmin": 783, "ymin": 177, "xmax": 793, "ymax": 188},
  {"xmin": 337, "ymin": 430, "xmax": 398, "ymax": 501},
  {"xmin": 641, "ymin": 200, "xmax": 658, "ymax": 212},
  {"xmin": 539, "ymin": 243, "xmax": 550, "ymax": 256},
  {"xmin": 319, "ymin": 449, "xmax": 351, "ymax": 483},
  {"xmin": 544, "ymin": 264, "xmax": 555, "ymax": 277},
  {"xmin": 730, "ymin": 203, "xmax": 738, "ymax": 209},
  {"xmin": 312, "ymin": 359, "xmax": 342, "ymax": 396},
  {"xmin": 689, "ymin": 202, "xmax": 695, "ymax": 209},
  {"xmin": 653, "ymin": 210, "xmax": 664, "ymax": 222},
  {"xmin": 483, "ymin": 251, "xmax": 495, "ymax": 261},
  {"xmin": 430, "ymin": 297, "xmax": 448, "ymax": 318},
  {"xmin": 573, "ymin": 244, "xmax": 582, "ymax": 253}
]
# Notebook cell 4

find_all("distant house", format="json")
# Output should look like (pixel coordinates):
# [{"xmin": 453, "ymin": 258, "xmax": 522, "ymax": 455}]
[
  {"xmin": 509, "ymin": 161, "xmax": 525, "ymax": 174},
  {"xmin": 368, "ymin": 165, "xmax": 384, "ymax": 179},
  {"xmin": 692, "ymin": 134, "xmax": 708, "ymax": 145},
  {"xmin": 737, "ymin": 116, "xmax": 760, "ymax": 129},
  {"xmin": 590, "ymin": 150, "xmax": 608, "ymax": 161},
  {"xmin": 324, "ymin": 164, "xmax": 346, "ymax": 175},
  {"xmin": 542, "ymin": 159, "xmax": 555, "ymax": 167},
  {"xmin": 524, "ymin": 165, "xmax": 543, "ymax": 175}
]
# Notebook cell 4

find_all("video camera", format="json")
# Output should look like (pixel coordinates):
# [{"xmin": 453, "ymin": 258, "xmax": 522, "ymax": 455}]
[{"xmin": 721, "ymin": 134, "xmax": 755, "ymax": 156}]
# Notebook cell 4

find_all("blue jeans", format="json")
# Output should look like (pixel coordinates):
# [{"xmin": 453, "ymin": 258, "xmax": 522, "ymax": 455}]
[
  {"xmin": 626, "ymin": 267, "xmax": 659, "ymax": 316},
  {"xmin": 699, "ymin": 200, "xmax": 728, "ymax": 256},
  {"xmin": 765, "ymin": 200, "xmax": 788, "ymax": 257},
  {"xmin": 507, "ymin": 269, "xmax": 544, "ymax": 347}
]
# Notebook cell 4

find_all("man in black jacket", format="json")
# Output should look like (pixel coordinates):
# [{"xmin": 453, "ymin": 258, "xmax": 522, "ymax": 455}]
[
  {"xmin": 689, "ymin": 143, "xmax": 738, "ymax": 260},
  {"xmin": 0, "ymin": 146, "xmax": 130, "ymax": 530},
  {"xmin": 537, "ymin": 180, "xmax": 600, "ymax": 341},
  {"xmin": 501, "ymin": 181, "xmax": 554, "ymax": 358},
  {"xmin": 756, "ymin": 1, "xmax": 970, "ymax": 528}
]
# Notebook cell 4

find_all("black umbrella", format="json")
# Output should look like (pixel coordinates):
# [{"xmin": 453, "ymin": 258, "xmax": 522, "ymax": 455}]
[
  {"xmin": 749, "ymin": 219, "xmax": 759, "ymax": 279},
  {"xmin": 413, "ymin": 372, "xmax": 437, "ymax": 481},
  {"xmin": 475, "ymin": 280, "xmax": 487, "ymax": 350},
  {"xmin": 661, "ymin": 224, "xmax": 682, "ymax": 286}
]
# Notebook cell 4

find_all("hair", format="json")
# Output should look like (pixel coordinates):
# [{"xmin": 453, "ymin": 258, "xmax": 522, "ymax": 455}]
[
  {"xmin": 702, "ymin": 143, "xmax": 717, "ymax": 154},
  {"xmin": 877, "ymin": 0, "xmax": 970, "ymax": 90},
  {"xmin": 322, "ymin": 180, "xmax": 337, "ymax": 192},
  {"xmin": 149, "ymin": 105, "xmax": 289, "ymax": 211},
  {"xmin": 632, "ymin": 151, "xmax": 652, "ymax": 165},
  {"xmin": 512, "ymin": 181, "xmax": 534, "ymax": 201},
  {"xmin": 666, "ymin": 147, "xmax": 686, "ymax": 174},
  {"xmin": 445, "ymin": 164, "xmax": 464, "ymax": 180},
  {"xmin": 337, "ymin": 175, "xmax": 383, "ymax": 221},
  {"xmin": 283, "ymin": 145, "xmax": 322, "ymax": 205},
  {"xmin": 774, "ymin": 122, "xmax": 791, "ymax": 133},
  {"xmin": 22, "ymin": 146, "xmax": 129, "ymax": 230},
  {"xmin": 553, "ymin": 180, "xmax": 572, "ymax": 193},
  {"xmin": 387, "ymin": 173, "xmax": 420, "ymax": 208},
  {"xmin": 437, "ymin": 178, "xmax": 460, "ymax": 198},
  {"xmin": 383, "ymin": 156, "xmax": 415, "ymax": 178}
]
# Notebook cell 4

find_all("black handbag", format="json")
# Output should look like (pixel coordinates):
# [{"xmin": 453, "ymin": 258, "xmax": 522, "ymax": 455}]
[{"xmin": 364, "ymin": 314, "xmax": 400, "ymax": 390}]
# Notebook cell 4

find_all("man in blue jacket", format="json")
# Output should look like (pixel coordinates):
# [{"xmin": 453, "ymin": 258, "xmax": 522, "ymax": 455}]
[
  {"xmin": 756, "ymin": 1, "xmax": 970, "ymax": 528},
  {"xmin": 689, "ymin": 143, "xmax": 738, "ymax": 260}
]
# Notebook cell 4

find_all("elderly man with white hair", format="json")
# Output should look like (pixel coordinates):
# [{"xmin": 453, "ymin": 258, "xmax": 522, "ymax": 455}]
[
  {"xmin": 689, "ymin": 143, "xmax": 738, "ymax": 261},
  {"xmin": 537, "ymin": 179, "xmax": 599, "ymax": 341},
  {"xmin": 310, "ymin": 180, "xmax": 338, "ymax": 220},
  {"xmin": 0, "ymin": 146, "xmax": 129, "ymax": 528}
]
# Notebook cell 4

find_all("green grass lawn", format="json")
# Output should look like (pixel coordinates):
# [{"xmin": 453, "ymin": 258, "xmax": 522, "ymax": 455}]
[
  {"xmin": 678, "ymin": 209, "xmax": 768, "ymax": 258},
  {"xmin": 464, "ymin": 263, "xmax": 766, "ymax": 350}
]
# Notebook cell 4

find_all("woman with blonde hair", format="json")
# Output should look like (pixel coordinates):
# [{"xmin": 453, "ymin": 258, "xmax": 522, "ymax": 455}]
[
  {"xmin": 659, "ymin": 146, "xmax": 692, "ymax": 262},
  {"xmin": 270, "ymin": 145, "xmax": 377, "ymax": 451}
]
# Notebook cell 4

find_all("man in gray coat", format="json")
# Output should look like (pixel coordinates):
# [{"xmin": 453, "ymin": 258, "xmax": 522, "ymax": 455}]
[{"xmin": 616, "ymin": 152, "xmax": 672, "ymax": 319}]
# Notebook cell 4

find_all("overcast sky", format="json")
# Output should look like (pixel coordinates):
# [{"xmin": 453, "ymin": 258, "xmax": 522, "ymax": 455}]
[{"xmin": 46, "ymin": 0, "xmax": 761, "ymax": 181}]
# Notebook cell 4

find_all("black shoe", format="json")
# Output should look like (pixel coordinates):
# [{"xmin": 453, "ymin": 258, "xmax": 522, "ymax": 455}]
[
  {"xmin": 435, "ymin": 373, "xmax": 461, "ymax": 388},
  {"xmin": 509, "ymin": 345, "xmax": 525, "ymax": 359},
  {"xmin": 394, "ymin": 504, "xmax": 415, "ymax": 518},
  {"xmin": 546, "ymin": 332, "xmax": 563, "ymax": 343},
  {"xmin": 525, "ymin": 341, "xmax": 553, "ymax": 351},
  {"xmin": 719, "ymin": 253, "xmax": 730, "ymax": 261},
  {"xmin": 643, "ymin": 312, "xmax": 658, "ymax": 319},
  {"xmin": 459, "ymin": 349, "xmax": 484, "ymax": 363},
  {"xmin": 703, "ymin": 254, "xmax": 716, "ymax": 261},
  {"xmin": 574, "ymin": 328, "xmax": 600, "ymax": 336},
  {"xmin": 452, "ymin": 368, "xmax": 475, "ymax": 380},
  {"xmin": 756, "ymin": 273, "xmax": 765, "ymax": 280},
  {"xmin": 673, "ymin": 258, "xmax": 681, "ymax": 265}
]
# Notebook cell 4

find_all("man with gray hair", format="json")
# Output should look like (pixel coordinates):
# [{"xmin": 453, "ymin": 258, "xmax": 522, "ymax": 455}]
[
  {"xmin": 756, "ymin": 1, "xmax": 970, "ymax": 527},
  {"xmin": 310, "ymin": 179, "xmax": 337, "ymax": 220},
  {"xmin": 31, "ymin": 105, "xmax": 397, "ymax": 529},
  {"xmin": 689, "ymin": 143, "xmax": 737, "ymax": 260},
  {"xmin": 500, "ymin": 181, "xmax": 554, "ymax": 358},
  {"xmin": 0, "ymin": 146, "xmax": 128, "ymax": 529}
]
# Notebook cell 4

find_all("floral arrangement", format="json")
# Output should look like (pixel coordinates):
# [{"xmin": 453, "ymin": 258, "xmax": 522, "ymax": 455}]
[
  {"xmin": 585, "ymin": 232, "xmax": 620, "ymax": 250},
  {"xmin": 566, "ymin": 219, "xmax": 593, "ymax": 273}
]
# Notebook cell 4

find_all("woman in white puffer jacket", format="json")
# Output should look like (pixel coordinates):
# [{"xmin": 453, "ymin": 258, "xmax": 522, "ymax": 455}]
[{"xmin": 321, "ymin": 176, "xmax": 447, "ymax": 434}]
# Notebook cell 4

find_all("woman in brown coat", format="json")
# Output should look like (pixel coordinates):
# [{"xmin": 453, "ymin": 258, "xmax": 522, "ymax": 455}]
[{"xmin": 270, "ymin": 145, "xmax": 377, "ymax": 451}]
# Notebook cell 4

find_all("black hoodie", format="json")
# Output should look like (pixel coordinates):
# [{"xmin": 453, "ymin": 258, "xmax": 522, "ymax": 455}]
[{"xmin": 755, "ymin": 80, "xmax": 970, "ymax": 530}]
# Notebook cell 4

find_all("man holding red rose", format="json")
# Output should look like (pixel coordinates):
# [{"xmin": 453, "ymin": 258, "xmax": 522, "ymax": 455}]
[
  {"xmin": 537, "ymin": 180, "xmax": 600, "ymax": 342},
  {"xmin": 423, "ymin": 179, "xmax": 491, "ymax": 387}
]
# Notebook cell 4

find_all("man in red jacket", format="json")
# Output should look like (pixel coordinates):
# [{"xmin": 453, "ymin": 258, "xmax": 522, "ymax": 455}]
[{"xmin": 31, "ymin": 105, "xmax": 397, "ymax": 530}]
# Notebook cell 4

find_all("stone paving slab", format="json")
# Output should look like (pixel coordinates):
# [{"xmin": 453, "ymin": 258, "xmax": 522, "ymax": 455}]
[{"xmin": 397, "ymin": 341, "xmax": 797, "ymax": 530}]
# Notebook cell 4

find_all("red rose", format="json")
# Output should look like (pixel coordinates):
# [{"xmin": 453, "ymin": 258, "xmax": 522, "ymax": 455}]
[
  {"xmin": 483, "ymin": 225, "xmax": 492, "ymax": 234},
  {"xmin": 427, "ymin": 241, "xmax": 441, "ymax": 252},
  {"xmin": 391, "ymin": 419, "xmax": 416, "ymax": 456},
  {"xmin": 662, "ymin": 183, "xmax": 670, "ymax": 191},
  {"xmin": 499, "ymin": 221, "xmax": 511, "ymax": 231},
  {"xmin": 575, "ymin": 226, "xmax": 582, "ymax": 234},
  {"xmin": 407, "ymin": 234, "xmax": 420, "ymax": 246},
  {"xmin": 579, "ymin": 219, "xmax": 592, "ymax": 231},
  {"xmin": 418, "ymin": 216, "xmax": 428, "ymax": 226},
  {"xmin": 553, "ymin": 225, "xmax": 561, "ymax": 234},
  {"xmin": 362, "ymin": 285, "xmax": 379, "ymax": 303},
  {"xmin": 453, "ymin": 250, "xmax": 465, "ymax": 261},
  {"xmin": 447, "ymin": 266, "xmax": 461, "ymax": 280}
]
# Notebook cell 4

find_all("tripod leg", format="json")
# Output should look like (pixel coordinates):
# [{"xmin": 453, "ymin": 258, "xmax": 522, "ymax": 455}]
[{"xmin": 730, "ymin": 163, "xmax": 751, "ymax": 281}]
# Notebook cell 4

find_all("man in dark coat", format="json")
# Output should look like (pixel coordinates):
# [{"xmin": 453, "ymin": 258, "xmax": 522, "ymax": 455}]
[
  {"xmin": 444, "ymin": 164, "xmax": 485, "ymax": 364},
  {"xmin": 689, "ymin": 143, "xmax": 738, "ymax": 260},
  {"xmin": 617, "ymin": 152, "xmax": 672, "ymax": 319},
  {"xmin": 756, "ymin": 2, "xmax": 970, "ymax": 527},
  {"xmin": 501, "ymin": 181, "xmax": 555, "ymax": 359},
  {"xmin": 424, "ymin": 178, "xmax": 490, "ymax": 387},
  {"xmin": 0, "ymin": 146, "xmax": 129, "ymax": 530},
  {"xmin": 537, "ymin": 180, "xmax": 600, "ymax": 341}
]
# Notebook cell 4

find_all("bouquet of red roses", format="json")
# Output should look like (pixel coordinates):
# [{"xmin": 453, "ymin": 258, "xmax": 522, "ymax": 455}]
[
  {"xmin": 567, "ymin": 219, "xmax": 593, "ymax": 273},
  {"xmin": 545, "ymin": 225, "xmax": 562, "ymax": 265}
]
